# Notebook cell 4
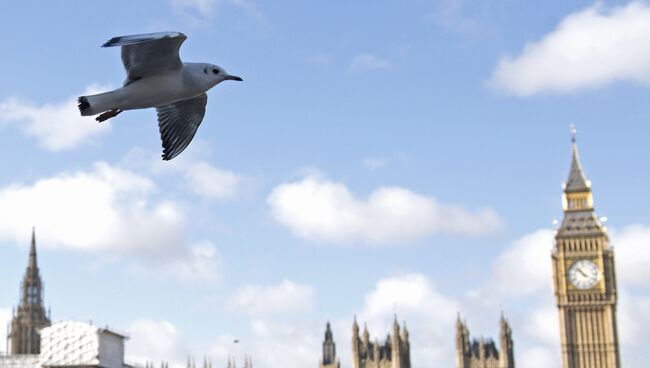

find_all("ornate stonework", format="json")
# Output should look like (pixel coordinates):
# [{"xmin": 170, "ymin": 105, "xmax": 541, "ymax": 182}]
[
  {"xmin": 455, "ymin": 313, "xmax": 514, "ymax": 368},
  {"xmin": 320, "ymin": 322, "xmax": 340, "ymax": 368},
  {"xmin": 8, "ymin": 229, "xmax": 51, "ymax": 355},
  {"xmin": 551, "ymin": 135, "xmax": 621, "ymax": 368},
  {"xmin": 351, "ymin": 317, "xmax": 410, "ymax": 368}
]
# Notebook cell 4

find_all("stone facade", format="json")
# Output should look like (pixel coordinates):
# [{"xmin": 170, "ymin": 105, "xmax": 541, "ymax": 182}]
[
  {"xmin": 455, "ymin": 314, "xmax": 514, "ymax": 368},
  {"xmin": 551, "ymin": 135, "xmax": 621, "ymax": 368},
  {"xmin": 8, "ymin": 230, "xmax": 51, "ymax": 355},
  {"xmin": 320, "ymin": 322, "xmax": 340, "ymax": 368},
  {"xmin": 351, "ymin": 317, "xmax": 410, "ymax": 368}
]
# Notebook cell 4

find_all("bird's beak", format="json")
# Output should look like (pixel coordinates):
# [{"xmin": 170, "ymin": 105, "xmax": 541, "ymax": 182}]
[{"xmin": 226, "ymin": 75, "xmax": 243, "ymax": 81}]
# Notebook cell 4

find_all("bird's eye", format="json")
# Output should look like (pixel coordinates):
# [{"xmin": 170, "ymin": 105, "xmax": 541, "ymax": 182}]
[{"xmin": 213, "ymin": 69, "xmax": 219, "ymax": 74}]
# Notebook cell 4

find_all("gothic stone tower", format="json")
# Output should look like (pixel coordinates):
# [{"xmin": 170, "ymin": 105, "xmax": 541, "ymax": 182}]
[
  {"xmin": 320, "ymin": 322, "xmax": 340, "ymax": 368},
  {"xmin": 8, "ymin": 229, "xmax": 51, "ymax": 355},
  {"xmin": 351, "ymin": 316, "xmax": 410, "ymax": 368},
  {"xmin": 455, "ymin": 313, "xmax": 514, "ymax": 368},
  {"xmin": 551, "ymin": 134, "xmax": 620, "ymax": 368}
]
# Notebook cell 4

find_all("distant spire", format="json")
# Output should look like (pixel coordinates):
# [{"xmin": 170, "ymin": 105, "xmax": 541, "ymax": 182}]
[
  {"xmin": 401, "ymin": 321, "xmax": 409, "ymax": 341},
  {"xmin": 362, "ymin": 322, "xmax": 369, "ymax": 342},
  {"xmin": 323, "ymin": 320, "xmax": 336, "ymax": 365},
  {"xmin": 29, "ymin": 227, "xmax": 38, "ymax": 271},
  {"xmin": 393, "ymin": 314, "xmax": 400, "ymax": 333},
  {"xmin": 565, "ymin": 126, "xmax": 590, "ymax": 193},
  {"xmin": 325, "ymin": 321, "xmax": 333, "ymax": 340}
]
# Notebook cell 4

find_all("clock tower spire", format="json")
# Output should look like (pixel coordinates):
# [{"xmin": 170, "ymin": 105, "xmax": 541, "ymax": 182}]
[{"xmin": 551, "ymin": 129, "xmax": 620, "ymax": 368}]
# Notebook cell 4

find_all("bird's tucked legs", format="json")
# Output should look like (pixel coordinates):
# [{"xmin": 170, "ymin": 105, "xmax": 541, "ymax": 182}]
[{"xmin": 96, "ymin": 109, "xmax": 122, "ymax": 123}]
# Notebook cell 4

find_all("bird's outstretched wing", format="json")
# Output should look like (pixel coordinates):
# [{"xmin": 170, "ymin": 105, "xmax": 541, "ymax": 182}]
[
  {"xmin": 156, "ymin": 93, "xmax": 208, "ymax": 161},
  {"xmin": 102, "ymin": 32, "xmax": 187, "ymax": 86}
]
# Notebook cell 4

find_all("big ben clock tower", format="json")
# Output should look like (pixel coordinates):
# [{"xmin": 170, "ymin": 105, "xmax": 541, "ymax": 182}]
[{"xmin": 552, "ymin": 129, "xmax": 621, "ymax": 368}]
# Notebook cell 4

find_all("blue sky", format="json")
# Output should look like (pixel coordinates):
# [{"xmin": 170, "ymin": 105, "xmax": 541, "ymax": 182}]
[{"xmin": 1, "ymin": 1, "xmax": 650, "ymax": 367}]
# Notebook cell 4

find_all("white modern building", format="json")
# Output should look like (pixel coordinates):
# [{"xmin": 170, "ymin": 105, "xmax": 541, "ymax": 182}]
[{"xmin": 1, "ymin": 321, "xmax": 128, "ymax": 368}]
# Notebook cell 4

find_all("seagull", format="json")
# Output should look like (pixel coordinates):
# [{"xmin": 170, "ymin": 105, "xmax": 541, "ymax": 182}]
[{"xmin": 78, "ymin": 32, "xmax": 242, "ymax": 160}]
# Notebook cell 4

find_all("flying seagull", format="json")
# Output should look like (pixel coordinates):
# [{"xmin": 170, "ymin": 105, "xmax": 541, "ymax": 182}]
[{"xmin": 78, "ymin": 32, "xmax": 242, "ymax": 160}]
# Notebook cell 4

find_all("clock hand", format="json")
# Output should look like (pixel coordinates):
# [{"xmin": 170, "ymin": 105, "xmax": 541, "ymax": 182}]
[{"xmin": 577, "ymin": 269, "xmax": 588, "ymax": 277}]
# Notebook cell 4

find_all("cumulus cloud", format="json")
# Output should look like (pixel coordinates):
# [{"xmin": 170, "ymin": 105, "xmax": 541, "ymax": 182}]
[
  {"xmin": 0, "ymin": 162, "xmax": 178, "ymax": 254},
  {"xmin": 490, "ymin": 2, "xmax": 650, "ymax": 96},
  {"xmin": 348, "ymin": 53, "xmax": 391, "ymax": 72},
  {"xmin": 489, "ymin": 229, "xmax": 555, "ymax": 295},
  {"xmin": 137, "ymin": 149, "xmax": 245, "ymax": 201},
  {"xmin": 267, "ymin": 174, "xmax": 502, "ymax": 244},
  {"xmin": 518, "ymin": 346, "xmax": 561, "ymax": 368},
  {"xmin": 357, "ymin": 274, "xmax": 458, "ymax": 367},
  {"xmin": 247, "ymin": 319, "xmax": 320, "ymax": 368},
  {"xmin": 126, "ymin": 319, "xmax": 189, "ymax": 368},
  {"xmin": 0, "ymin": 161, "xmax": 219, "ymax": 281},
  {"xmin": 226, "ymin": 279, "xmax": 315, "ymax": 316},
  {"xmin": 0, "ymin": 86, "xmax": 111, "ymax": 151},
  {"xmin": 202, "ymin": 319, "xmax": 321, "ymax": 368},
  {"xmin": 181, "ymin": 162, "xmax": 243, "ymax": 200},
  {"xmin": 611, "ymin": 224, "xmax": 650, "ymax": 286}
]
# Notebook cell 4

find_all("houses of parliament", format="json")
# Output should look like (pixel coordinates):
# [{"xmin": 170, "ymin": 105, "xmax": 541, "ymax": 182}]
[
  {"xmin": 1, "ymin": 134, "xmax": 622, "ymax": 368},
  {"xmin": 316, "ymin": 134, "xmax": 622, "ymax": 368}
]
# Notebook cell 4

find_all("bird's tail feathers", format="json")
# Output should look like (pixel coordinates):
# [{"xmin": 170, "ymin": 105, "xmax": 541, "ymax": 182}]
[
  {"xmin": 77, "ymin": 96, "xmax": 92, "ymax": 116},
  {"xmin": 77, "ymin": 92, "xmax": 115, "ymax": 116}
]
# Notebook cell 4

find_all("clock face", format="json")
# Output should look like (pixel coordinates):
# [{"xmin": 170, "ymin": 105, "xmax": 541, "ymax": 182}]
[{"xmin": 568, "ymin": 259, "xmax": 600, "ymax": 289}]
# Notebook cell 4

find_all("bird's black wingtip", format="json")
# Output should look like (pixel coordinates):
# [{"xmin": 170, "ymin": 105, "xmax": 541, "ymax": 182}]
[{"xmin": 101, "ymin": 37, "xmax": 119, "ymax": 47}]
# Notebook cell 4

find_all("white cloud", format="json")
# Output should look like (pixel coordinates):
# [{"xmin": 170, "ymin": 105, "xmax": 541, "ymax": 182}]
[
  {"xmin": 618, "ymin": 290, "xmax": 650, "ymax": 367},
  {"xmin": 0, "ymin": 161, "xmax": 219, "ymax": 281},
  {"xmin": 518, "ymin": 346, "xmax": 561, "ymax": 368},
  {"xmin": 247, "ymin": 319, "xmax": 320, "ymax": 368},
  {"xmin": 203, "ymin": 319, "xmax": 320, "ymax": 368},
  {"xmin": 267, "ymin": 174, "xmax": 502, "ymax": 244},
  {"xmin": 611, "ymin": 224, "xmax": 650, "ymax": 286},
  {"xmin": 522, "ymin": 304, "xmax": 560, "ymax": 348},
  {"xmin": 348, "ymin": 53, "xmax": 390, "ymax": 72},
  {"xmin": 489, "ymin": 229, "xmax": 555, "ymax": 295},
  {"xmin": 183, "ymin": 162, "xmax": 243, "ymax": 200},
  {"xmin": 0, "ymin": 162, "xmax": 178, "ymax": 254},
  {"xmin": 357, "ymin": 274, "xmax": 458, "ymax": 367},
  {"xmin": 138, "ymin": 149, "xmax": 244, "ymax": 201},
  {"xmin": 490, "ymin": 2, "xmax": 650, "ymax": 96},
  {"xmin": 0, "ymin": 307, "xmax": 11, "ymax": 355},
  {"xmin": 126, "ymin": 319, "xmax": 188, "ymax": 368},
  {"xmin": 226, "ymin": 279, "xmax": 315, "ymax": 316},
  {"xmin": 0, "ymin": 86, "xmax": 111, "ymax": 151}
]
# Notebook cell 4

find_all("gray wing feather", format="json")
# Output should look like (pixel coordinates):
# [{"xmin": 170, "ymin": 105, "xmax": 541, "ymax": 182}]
[
  {"xmin": 102, "ymin": 32, "xmax": 187, "ymax": 86},
  {"xmin": 156, "ymin": 93, "xmax": 208, "ymax": 161}
]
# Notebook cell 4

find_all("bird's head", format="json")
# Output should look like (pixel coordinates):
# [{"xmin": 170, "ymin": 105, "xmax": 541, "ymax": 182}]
[{"xmin": 201, "ymin": 64, "xmax": 243, "ymax": 87}]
